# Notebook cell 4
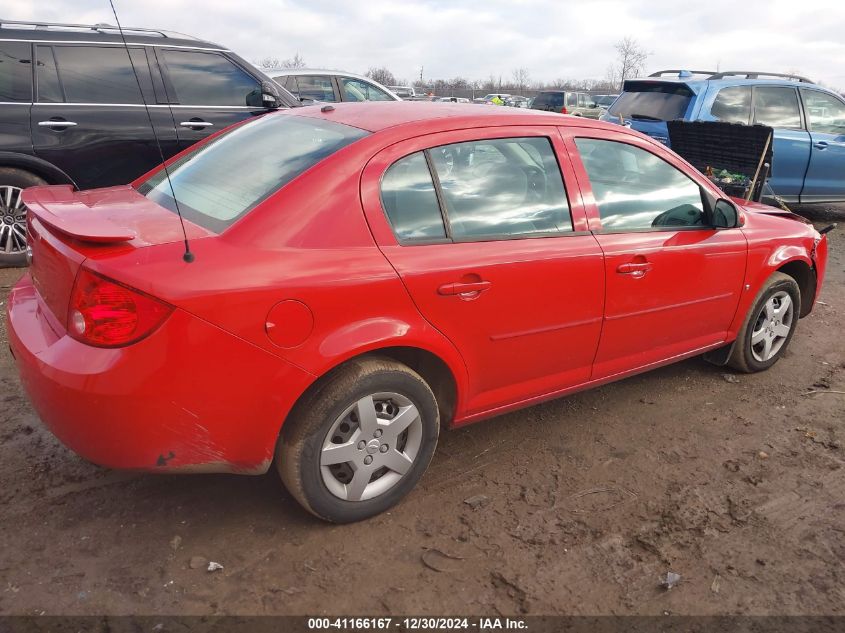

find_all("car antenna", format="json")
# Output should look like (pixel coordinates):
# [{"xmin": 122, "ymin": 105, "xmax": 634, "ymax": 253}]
[{"xmin": 107, "ymin": 0, "xmax": 195, "ymax": 263}]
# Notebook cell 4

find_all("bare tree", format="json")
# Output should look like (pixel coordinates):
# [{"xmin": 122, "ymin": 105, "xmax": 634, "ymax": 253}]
[
  {"xmin": 511, "ymin": 67, "xmax": 530, "ymax": 94},
  {"xmin": 258, "ymin": 56, "xmax": 281, "ymax": 70},
  {"xmin": 610, "ymin": 37, "xmax": 649, "ymax": 90},
  {"xmin": 282, "ymin": 52, "xmax": 307, "ymax": 69},
  {"xmin": 366, "ymin": 67, "xmax": 397, "ymax": 87}
]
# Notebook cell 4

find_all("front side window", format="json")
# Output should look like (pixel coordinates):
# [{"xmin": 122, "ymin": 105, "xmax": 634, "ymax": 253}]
[
  {"xmin": 380, "ymin": 152, "xmax": 446, "ymax": 242},
  {"xmin": 575, "ymin": 138, "xmax": 705, "ymax": 231},
  {"xmin": 341, "ymin": 78, "xmax": 394, "ymax": 102},
  {"xmin": 138, "ymin": 115, "xmax": 367, "ymax": 232},
  {"xmin": 50, "ymin": 45, "xmax": 152, "ymax": 104},
  {"xmin": 162, "ymin": 49, "xmax": 259, "ymax": 106},
  {"xmin": 801, "ymin": 89, "xmax": 845, "ymax": 136},
  {"xmin": 711, "ymin": 86, "xmax": 751, "ymax": 124},
  {"xmin": 753, "ymin": 86, "xmax": 802, "ymax": 129},
  {"xmin": 0, "ymin": 41, "xmax": 33, "ymax": 102},
  {"xmin": 430, "ymin": 137, "xmax": 572, "ymax": 240},
  {"xmin": 294, "ymin": 75, "xmax": 336, "ymax": 102}
]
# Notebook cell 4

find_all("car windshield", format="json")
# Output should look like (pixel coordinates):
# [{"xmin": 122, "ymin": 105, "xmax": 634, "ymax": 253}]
[
  {"xmin": 138, "ymin": 114, "xmax": 368, "ymax": 232},
  {"xmin": 608, "ymin": 82, "xmax": 693, "ymax": 121}
]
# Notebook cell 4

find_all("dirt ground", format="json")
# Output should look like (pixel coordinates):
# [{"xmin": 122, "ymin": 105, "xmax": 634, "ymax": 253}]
[{"xmin": 0, "ymin": 207, "xmax": 843, "ymax": 617}]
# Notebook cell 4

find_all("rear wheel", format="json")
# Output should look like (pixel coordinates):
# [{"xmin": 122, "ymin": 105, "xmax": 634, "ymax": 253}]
[
  {"xmin": 277, "ymin": 357, "xmax": 439, "ymax": 523},
  {"xmin": 0, "ymin": 168, "xmax": 46, "ymax": 267},
  {"xmin": 728, "ymin": 272, "xmax": 800, "ymax": 373}
]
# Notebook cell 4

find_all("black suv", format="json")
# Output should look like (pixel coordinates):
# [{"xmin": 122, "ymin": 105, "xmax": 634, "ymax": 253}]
[{"xmin": 0, "ymin": 19, "xmax": 297, "ymax": 266}]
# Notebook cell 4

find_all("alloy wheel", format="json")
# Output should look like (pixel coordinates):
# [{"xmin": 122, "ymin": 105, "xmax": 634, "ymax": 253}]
[
  {"xmin": 750, "ymin": 291, "xmax": 794, "ymax": 362},
  {"xmin": 320, "ymin": 392, "xmax": 423, "ymax": 501},
  {"xmin": 0, "ymin": 185, "xmax": 27, "ymax": 256}
]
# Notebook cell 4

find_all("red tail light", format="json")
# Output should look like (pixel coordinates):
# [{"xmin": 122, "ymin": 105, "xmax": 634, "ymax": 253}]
[
  {"xmin": 561, "ymin": 106, "xmax": 568, "ymax": 114},
  {"xmin": 68, "ymin": 268, "xmax": 173, "ymax": 347}
]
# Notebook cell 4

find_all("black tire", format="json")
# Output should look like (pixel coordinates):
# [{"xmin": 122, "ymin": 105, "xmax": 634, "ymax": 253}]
[
  {"xmin": 277, "ymin": 357, "xmax": 439, "ymax": 523},
  {"xmin": 728, "ymin": 272, "xmax": 801, "ymax": 373},
  {"xmin": 0, "ymin": 167, "xmax": 46, "ymax": 268}
]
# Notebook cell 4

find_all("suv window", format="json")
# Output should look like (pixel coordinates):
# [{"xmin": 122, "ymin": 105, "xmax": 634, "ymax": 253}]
[
  {"xmin": 430, "ymin": 137, "xmax": 572, "ymax": 240},
  {"xmin": 0, "ymin": 41, "xmax": 33, "ymax": 102},
  {"xmin": 566, "ymin": 93, "xmax": 578, "ymax": 108},
  {"xmin": 801, "ymin": 89, "xmax": 845, "ymax": 136},
  {"xmin": 380, "ymin": 152, "xmax": 446, "ymax": 242},
  {"xmin": 608, "ymin": 82, "xmax": 694, "ymax": 121},
  {"xmin": 139, "ymin": 115, "xmax": 367, "ymax": 232},
  {"xmin": 340, "ymin": 78, "xmax": 393, "ymax": 102},
  {"xmin": 575, "ymin": 138, "xmax": 705, "ymax": 231},
  {"xmin": 162, "ymin": 49, "xmax": 259, "ymax": 106},
  {"xmin": 43, "ymin": 45, "xmax": 153, "ymax": 104},
  {"xmin": 533, "ymin": 92, "xmax": 563, "ymax": 110},
  {"xmin": 753, "ymin": 86, "xmax": 802, "ymax": 129},
  {"xmin": 711, "ymin": 86, "xmax": 751, "ymax": 124},
  {"xmin": 293, "ymin": 75, "xmax": 336, "ymax": 102}
]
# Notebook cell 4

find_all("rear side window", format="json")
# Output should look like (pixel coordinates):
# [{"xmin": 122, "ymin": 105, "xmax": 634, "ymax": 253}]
[
  {"xmin": 801, "ymin": 89, "xmax": 845, "ymax": 135},
  {"xmin": 381, "ymin": 152, "xmax": 446, "ymax": 242},
  {"xmin": 753, "ymin": 86, "xmax": 802, "ymax": 129},
  {"xmin": 35, "ymin": 46, "xmax": 62, "ymax": 102},
  {"xmin": 432, "ymin": 137, "xmax": 571, "ymax": 240},
  {"xmin": 162, "ymin": 49, "xmax": 259, "ymax": 106},
  {"xmin": 294, "ymin": 75, "xmax": 336, "ymax": 102},
  {"xmin": 608, "ymin": 82, "xmax": 693, "ymax": 121},
  {"xmin": 566, "ymin": 93, "xmax": 577, "ymax": 108},
  {"xmin": 711, "ymin": 86, "xmax": 751, "ymax": 124},
  {"xmin": 50, "ymin": 45, "xmax": 153, "ymax": 104},
  {"xmin": 341, "ymin": 78, "xmax": 394, "ymax": 102},
  {"xmin": 575, "ymin": 138, "xmax": 705, "ymax": 231},
  {"xmin": 0, "ymin": 41, "xmax": 33, "ymax": 102},
  {"xmin": 138, "ymin": 115, "xmax": 368, "ymax": 232}
]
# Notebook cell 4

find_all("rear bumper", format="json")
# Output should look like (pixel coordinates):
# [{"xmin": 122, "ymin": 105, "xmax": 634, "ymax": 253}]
[{"xmin": 6, "ymin": 274, "xmax": 314, "ymax": 474}]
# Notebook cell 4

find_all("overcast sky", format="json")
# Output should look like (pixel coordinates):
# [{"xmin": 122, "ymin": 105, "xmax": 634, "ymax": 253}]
[{"xmin": 5, "ymin": 0, "xmax": 845, "ymax": 88}]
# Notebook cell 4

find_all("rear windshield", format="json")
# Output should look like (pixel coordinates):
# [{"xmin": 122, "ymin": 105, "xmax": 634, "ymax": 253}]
[
  {"xmin": 533, "ymin": 92, "xmax": 564, "ymax": 108},
  {"xmin": 138, "ymin": 114, "xmax": 368, "ymax": 232},
  {"xmin": 608, "ymin": 82, "xmax": 693, "ymax": 121}
]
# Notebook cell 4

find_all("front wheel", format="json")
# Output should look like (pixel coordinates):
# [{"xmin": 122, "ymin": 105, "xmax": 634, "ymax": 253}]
[
  {"xmin": 728, "ymin": 272, "xmax": 801, "ymax": 373},
  {"xmin": 277, "ymin": 357, "xmax": 439, "ymax": 523}
]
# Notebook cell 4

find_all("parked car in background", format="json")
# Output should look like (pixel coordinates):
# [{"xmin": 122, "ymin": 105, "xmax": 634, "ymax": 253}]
[
  {"xmin": 8, "ymin": 102, "xmax": 828, "ymax": 523},
  {"xmin": 504, "ymin": 96, "xmax": 531, "ymax": 108},
  {"xmin": 435, "ymin": 97, "xmax": 471, "ymax": 103},
  {"xmin": 474, "ymin": 93, "xmax": 511, "ymax": 104},
  {"xmin": 0, "ymin": 19, "xmax": 295, "ymax": 266},
  {"xmin": 531, "ymin": 90, "xmax": 602, "ymax": 118},
  {"xmin": 271, "ymin": 69, "xmax": 400, "ymax": 103},
  {"xmin": 601, "ymin": 70, "xmax": 845, "ymax": 204},
  {"xmin": 389, "ymin": 85, "xmax": 416, "ymax": 99}
]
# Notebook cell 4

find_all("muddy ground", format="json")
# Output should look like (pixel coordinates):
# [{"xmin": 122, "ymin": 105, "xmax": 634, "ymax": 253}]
[{"xmin": 0, "ymin": 207, "xmax": 843, "ymax": 617}]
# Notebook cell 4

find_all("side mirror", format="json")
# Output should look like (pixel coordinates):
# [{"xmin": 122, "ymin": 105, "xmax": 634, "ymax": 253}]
[
  {"xmin": 712, "ymin": 198, "xmax": 740, "ymax": 229},
  {"xmin": 247, "ymin": 80, "xmax": 284, "ymax": 109}
]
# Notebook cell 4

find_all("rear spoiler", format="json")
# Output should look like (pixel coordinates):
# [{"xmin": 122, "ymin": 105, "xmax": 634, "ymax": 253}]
[{"xmin": 21, "ymin": 185, "xmax": 136, "ymax": 243}]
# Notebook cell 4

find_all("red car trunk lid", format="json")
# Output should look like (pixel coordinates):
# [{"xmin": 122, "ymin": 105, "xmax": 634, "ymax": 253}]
[{"xmin": 22, "ymin": 184, "xmax": 212, "ymax": 328}]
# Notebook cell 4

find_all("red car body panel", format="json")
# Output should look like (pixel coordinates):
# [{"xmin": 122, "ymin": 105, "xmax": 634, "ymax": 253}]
[{"xmin": 6, "ymin": 103, "xmax": 828, "ymax": 474}]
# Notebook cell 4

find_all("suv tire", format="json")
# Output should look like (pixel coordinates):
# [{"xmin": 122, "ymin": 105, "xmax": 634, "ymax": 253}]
[{"xmin": 0, "ymin": 168, "xmax": 46, "ymax": 267}]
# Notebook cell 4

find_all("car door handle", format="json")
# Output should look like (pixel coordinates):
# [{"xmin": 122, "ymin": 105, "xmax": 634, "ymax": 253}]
[
  {"xmin": 179, "ymin": 120, "xmax": 214, "ymax": 128},
  {"xmin": 617, "ymin": 262, "xmax": 653, "ymax": 277},
  {"xmin": 814, "ymin": 141, "xmax": 829, "ymax": 150},
  {"xmin": 438, "ymin": 281, "xmax": 492, "ymax": 296},
  {"xmin": 38, "ymin": 120, "xmax": 77, "ymax": 128}
]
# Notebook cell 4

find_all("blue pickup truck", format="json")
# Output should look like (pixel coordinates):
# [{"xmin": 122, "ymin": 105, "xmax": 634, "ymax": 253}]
[{"xmin": 600, "ymin": 70, "xmax": 845, "ymax": 204}]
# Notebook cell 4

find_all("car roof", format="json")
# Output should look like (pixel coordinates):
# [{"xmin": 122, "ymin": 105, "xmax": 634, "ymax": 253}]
[
  {"xmin": 270, "ymin": 68, "xmax": 370, "ymax": 80},
  {"xmin": 0, "ymin": 22, "xmax": 223, "ymax": 50},
  {"xmin": 290, "ymin": 100, "xmax": 615, "ymax": 134},
  {"xmin": 625, "ymin": 71, "xmax": 833, "ymax": 95}
]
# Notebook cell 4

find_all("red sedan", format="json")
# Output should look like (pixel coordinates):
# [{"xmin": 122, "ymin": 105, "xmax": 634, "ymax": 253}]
[{"xmin": 6, "ymin": 103, "xmax": 828, "ymax": 522}]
